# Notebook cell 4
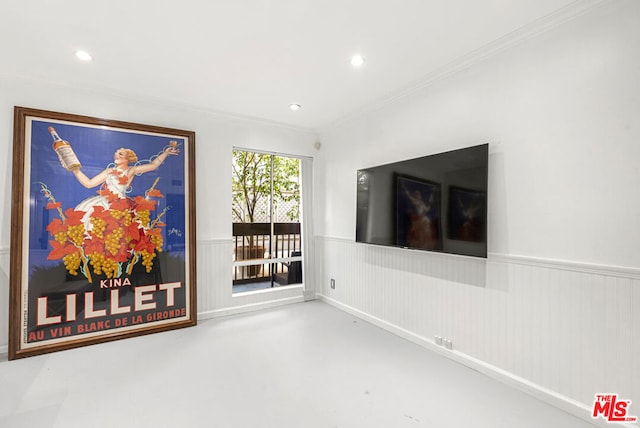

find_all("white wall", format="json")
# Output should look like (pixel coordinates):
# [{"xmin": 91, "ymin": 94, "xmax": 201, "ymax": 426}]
[
  {"xmin": 316, "ymin": 0, "xmax": 639, "ymax": 424},
  {"xmin": 1, "ymin": 0, "xmax": 638, "ymax": 424},
  {"xmin": 0, "ymin": 77, "xmax": 319, "ymax": 350}
]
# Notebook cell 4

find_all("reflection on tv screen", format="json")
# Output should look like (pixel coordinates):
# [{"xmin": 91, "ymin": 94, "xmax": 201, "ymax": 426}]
[{"xmin": 356, "ymin": 143, "xmax": 488, "ymax": 258}]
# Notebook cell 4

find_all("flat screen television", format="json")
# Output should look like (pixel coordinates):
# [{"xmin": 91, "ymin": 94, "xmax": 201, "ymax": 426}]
[{"xmin": 356, "ymin": 143, "xmax": 488, "ymax": 258}]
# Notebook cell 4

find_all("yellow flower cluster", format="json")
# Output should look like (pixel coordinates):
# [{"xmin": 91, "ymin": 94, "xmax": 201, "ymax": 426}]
[
  {"xmin": 105, "ymin": 227, "xmax": 124, "ymax": 256},
  {"xmin": 55, "ymin": 231, "xmax": 68, "ymax": 244},
  {"xmin": 63, "ymin": 252, "xmax": 81, "ymax": 276},
  {"xmin": 67, "ymin": 224, "xmax": 85, "ymax": 246},
  {"xmin": 150, "ymin": 234, "xmax": 164, "ymax": 252},
  {"xmin": 90, "ymin": 216, "xmax": 106, "ymax": 239},
  {"xmin": 88, "ymin": 251, "xmax": 119, "ymax": 279},
  {"xmin": 110, "ymin": 209, "xmax": 132, "ymax": 226},
  {"xmin": 140, "ymin": 249, "xmax": 156, "ymax": 273},
  {"xmin": 137, "ymin": 210, "xmax": 151, "ymax": 227}
]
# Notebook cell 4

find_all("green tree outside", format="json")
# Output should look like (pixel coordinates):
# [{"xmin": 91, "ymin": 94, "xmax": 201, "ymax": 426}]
[{"xmin": 232, "ymin": 150, "xmax": 300, "ymax": 224}]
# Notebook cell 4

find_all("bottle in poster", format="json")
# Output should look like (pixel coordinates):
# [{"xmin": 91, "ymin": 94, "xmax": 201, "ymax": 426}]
[{"xmin": 49, "ymin": 126, "xmax": 81, "ymax": 171}]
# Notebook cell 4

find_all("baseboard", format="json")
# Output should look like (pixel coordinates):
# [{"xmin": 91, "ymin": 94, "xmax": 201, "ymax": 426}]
[
  {"xmin": 197, "ymin": 295, "xmax": 306, "ymax": 320},
  {"xmin": 317, "ymin": 294, "xmax": 634, "ymax": 428}
]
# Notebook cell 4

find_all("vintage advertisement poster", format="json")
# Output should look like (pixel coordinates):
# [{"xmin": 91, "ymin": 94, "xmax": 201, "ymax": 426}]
[{"xmin": 9, "ymin": 107, "xmax": 197, "ymax": 359}]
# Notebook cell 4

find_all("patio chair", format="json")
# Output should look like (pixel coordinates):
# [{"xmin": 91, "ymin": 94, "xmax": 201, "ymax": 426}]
[{"xmin": 274, "ymin": 251, "xmax": 302, "ymax": 285}]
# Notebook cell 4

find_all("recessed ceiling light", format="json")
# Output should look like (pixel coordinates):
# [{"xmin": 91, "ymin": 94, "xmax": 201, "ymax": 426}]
[
  {"xmin": 350, "ymin": 55, "xmax": 366, "ymax": 67},
  {"xmin": 289, "ymin": 103, "xmax": 301, "ymax": 111},
  {"xmin": 75, "ymin": 50, "xmax": 93, "ymax": 61}
]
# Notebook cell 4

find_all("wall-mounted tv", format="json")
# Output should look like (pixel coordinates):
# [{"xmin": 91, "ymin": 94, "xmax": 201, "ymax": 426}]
[{"xmin": 356, "ymin": 143, "xmax": 488, "ymax": 258}]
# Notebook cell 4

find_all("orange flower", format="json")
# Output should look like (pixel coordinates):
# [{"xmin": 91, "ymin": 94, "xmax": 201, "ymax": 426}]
[
  {"xmin": 146, "ymin": 188, "xmax": 164, "ymax": 198},
  {"xmin": 46, "ymin": 218, "xmax": 66, "ymax": 235},
  {"xmin": 47, "ymin": 240, "xmax": 77, "ymax": 260},
  {"xmin": 64, "ymin": 208, "xmax": 86, "ymax": 226}
]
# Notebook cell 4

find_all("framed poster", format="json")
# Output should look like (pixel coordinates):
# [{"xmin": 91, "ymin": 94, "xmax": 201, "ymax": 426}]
[
  {"xmin": 395, "ymin": 174, "xmax": 442, "ymax": 251},
  {"xmin": 9, "ymin": 107, "xmax": 197, "ymax": 360}
]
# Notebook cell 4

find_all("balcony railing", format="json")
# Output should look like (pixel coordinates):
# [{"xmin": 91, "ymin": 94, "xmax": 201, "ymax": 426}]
[{"xmin": 232, "ymin": 222, "xmax": 301, "ymax": 286}]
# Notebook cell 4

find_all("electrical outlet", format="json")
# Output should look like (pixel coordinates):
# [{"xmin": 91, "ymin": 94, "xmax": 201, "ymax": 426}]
[
  {"xmin": 435, "ymin": 336, "xmax": 443, "ymax": 346},
  {"xmin": 330, "ymin": 278, "xmax": 336, "ymax": 289},
  {"xmin": 444, "ymin": 339, "xmax": 453, "ymax": 350}
]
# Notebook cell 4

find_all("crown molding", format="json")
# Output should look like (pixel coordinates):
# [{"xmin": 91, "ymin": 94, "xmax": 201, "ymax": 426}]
[
  {"xmin": 0, "ymin": 73, "xmax": 319, "ymax": 136},
  {"xmin": 321, "ymin": 0, "xmax": 609, "ymax": 132}
]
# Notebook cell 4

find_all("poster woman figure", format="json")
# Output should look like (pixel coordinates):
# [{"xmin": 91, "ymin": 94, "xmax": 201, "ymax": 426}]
[{"xmin": 71, "ymin": 144, "xmax": 179, "ymax": 217}]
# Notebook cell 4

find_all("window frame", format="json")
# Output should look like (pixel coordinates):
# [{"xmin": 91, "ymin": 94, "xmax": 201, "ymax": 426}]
[{"xmin": 231, "ymin": 147, "xmax": 307, "ymax": 294}]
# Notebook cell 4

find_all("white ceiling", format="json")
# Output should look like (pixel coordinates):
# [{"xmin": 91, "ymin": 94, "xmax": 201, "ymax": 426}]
[{"xmin": 2, "ymin": 1, "xmax": 592, "ymax": 131}]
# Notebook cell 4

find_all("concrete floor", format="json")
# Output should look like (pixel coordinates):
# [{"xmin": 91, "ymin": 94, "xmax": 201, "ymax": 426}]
[{"xmin": 0, "ymin": 300, "xmax": 599, "ymax": 428}]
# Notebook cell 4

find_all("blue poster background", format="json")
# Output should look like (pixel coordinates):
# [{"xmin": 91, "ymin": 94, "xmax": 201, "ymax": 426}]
[{"xmin": 28, "ymin": 119, "xmax": 187, "ymax": 275}]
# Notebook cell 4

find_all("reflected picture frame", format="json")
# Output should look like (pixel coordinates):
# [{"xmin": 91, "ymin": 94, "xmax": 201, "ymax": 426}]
[
  {"xmin": 447, "ymin": 186, "xmax": 486, "ymax": 242},
  {"xmin": 395, "ymin": 174, "xmax": 442, "ymax": 251}
]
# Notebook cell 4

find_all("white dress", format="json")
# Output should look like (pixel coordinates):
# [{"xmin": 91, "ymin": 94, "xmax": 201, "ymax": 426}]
[{"xmin": 75, "ymin": 168, "xmax": 130, "ymax": 227}]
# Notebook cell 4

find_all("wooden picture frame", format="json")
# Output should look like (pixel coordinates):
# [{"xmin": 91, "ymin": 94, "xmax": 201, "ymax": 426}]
[{"xmin": 9, "ymin": 107, "xmax": 197, "ymax": 360}]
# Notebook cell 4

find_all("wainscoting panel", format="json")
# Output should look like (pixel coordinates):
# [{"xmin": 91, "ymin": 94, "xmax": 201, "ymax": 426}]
[
  {"xmin": 316, "ymin": 237, "xmax": 638, "ymax": 425},
  {"xmin": 196, "ymin": 239, "xmax": 306, "ymax": 319}
]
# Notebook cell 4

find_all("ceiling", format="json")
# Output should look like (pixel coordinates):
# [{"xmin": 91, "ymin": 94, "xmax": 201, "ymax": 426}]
[{"xmin": 2, "ymin": 1, "xmax": 590, "ymax": 131}]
